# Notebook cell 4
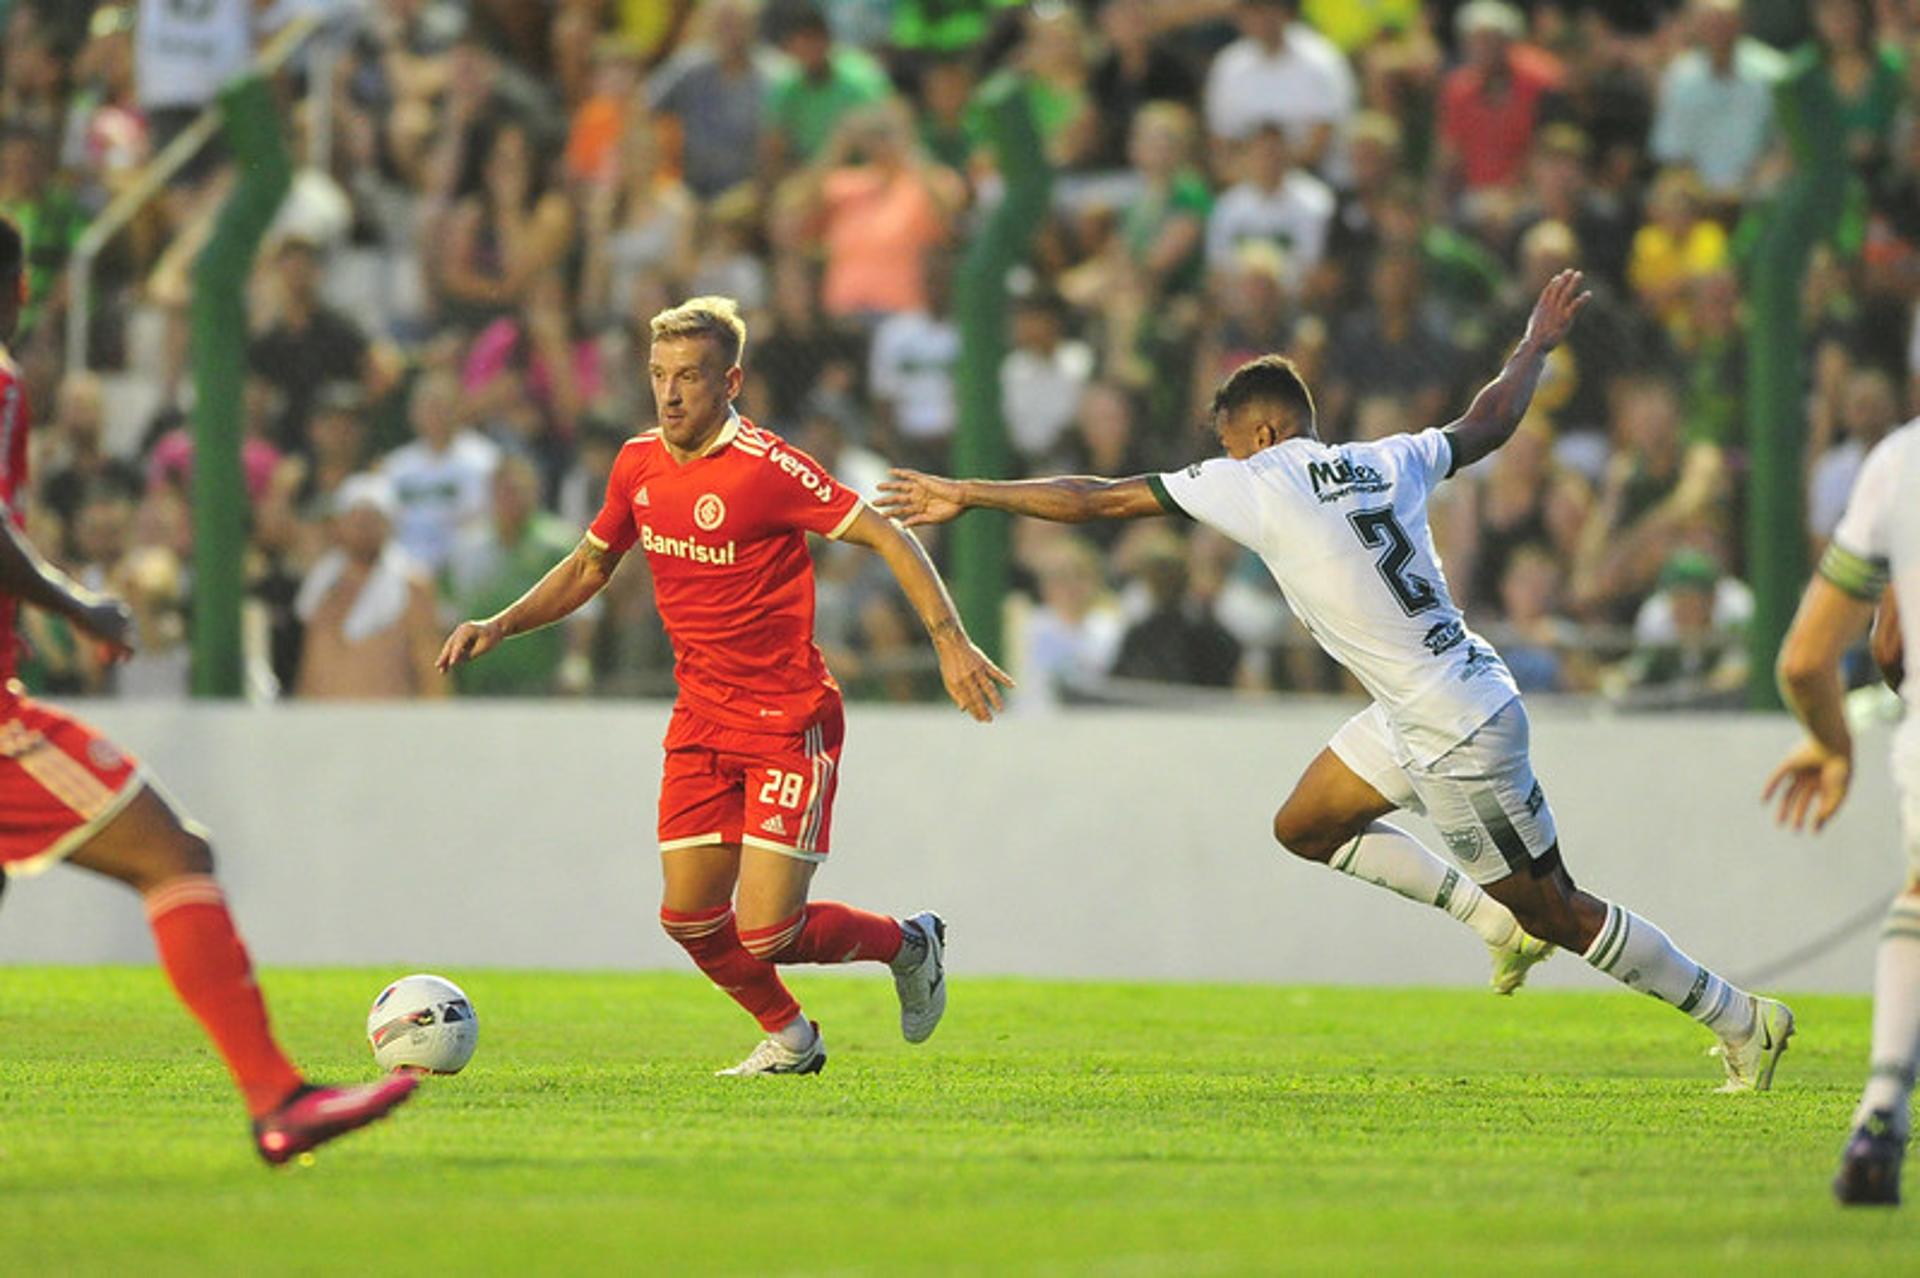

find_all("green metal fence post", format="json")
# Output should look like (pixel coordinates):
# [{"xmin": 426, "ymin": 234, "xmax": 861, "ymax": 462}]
[
  {"xmin": 950, "ymin": 72, "xmax": 1050, "ymax": 663},
  {"xmin": 1743, "ymin": 52, "xmax": 1847, "ymax": 708},
  {"xmin": 188, "ymin": 76, "xmax": 291, "ymax": 698}
]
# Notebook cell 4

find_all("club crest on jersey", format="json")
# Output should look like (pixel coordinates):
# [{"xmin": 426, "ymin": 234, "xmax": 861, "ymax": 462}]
[
  {"xmin": 1308, "ymin": 455, "xmax": 1388, "ymax": 503},
  {"xmin": 694, "ymin": 493, "xmax": 726, "ymax": 531}
]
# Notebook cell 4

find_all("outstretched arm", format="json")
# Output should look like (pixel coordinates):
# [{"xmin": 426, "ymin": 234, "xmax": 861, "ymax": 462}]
[
  {"xmin": 0, "ymin": 516, "xmax": 133, "ymax": 657},
  {"xmin": 1445, "ymin": 269, "xmax": 1590, "ymax": 471},
  {"xmin": 438, "ymin": 537, "xmax": 621, "ymax": 672},
  {"xmin": 1765, "ymin": 576, "xmax": 1878, "ymax": 832},
  {"xmin": 875, "ymin": 471, "xmax": 1166, "ymax": 527},
  {"xmin": 836, "ymin": 506, "xmax": 1013, "ymax": 721}
]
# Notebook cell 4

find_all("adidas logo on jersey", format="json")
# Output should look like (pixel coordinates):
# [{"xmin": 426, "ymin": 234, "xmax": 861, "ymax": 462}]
[
  {"xmin": 635, "ymin": 485, "xmax": 650, "ymax": 507},
  {"xmin": 761, "ymin": 814, "xmax": 788, "ymax": 836}
]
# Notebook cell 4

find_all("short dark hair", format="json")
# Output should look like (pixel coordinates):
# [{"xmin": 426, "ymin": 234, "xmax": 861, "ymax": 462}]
[
  {"xmin": 0, "ymin": 214, "xmax": 21, "ymax": 285},
  {"xmin": 1210, "ymin": 354, "xmax": 1316, "ymax": 433}
]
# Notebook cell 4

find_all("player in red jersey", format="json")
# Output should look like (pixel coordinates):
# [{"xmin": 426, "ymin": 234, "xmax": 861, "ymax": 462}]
[
  {"xmin": 439, "ymin": 296, "xmax": 1010, "ymax": 1074},
  {"xmin": 0, "ymin": 216, "xmax": 417, "ymax": 1161}
]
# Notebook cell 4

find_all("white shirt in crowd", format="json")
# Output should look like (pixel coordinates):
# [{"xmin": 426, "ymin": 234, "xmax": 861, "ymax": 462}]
[
  {"xmin": 1001, "ymin": 340, "xmax": 1095, "ymax": 462},
  {"xmin": 1203, "ymin": 24, "xmax": 1356, "ymax": 159},
  {"xmin": 869, "ymin": 310, "xmax": 960, "ymax": 442},
  {"xmin": 1157, "ymin": 429, "xmax": 1518, "ymax": 764},
  {"xmin": 380, "ymin": 432, "xmax": 501, "ymax": 573},
  {"xmin": 137, "ymin": 0, "xmax": 255, "ymax": 110},
  {"xmin": 1205, "ymin": 170, "xmax": 1336, "ymax": 288}
]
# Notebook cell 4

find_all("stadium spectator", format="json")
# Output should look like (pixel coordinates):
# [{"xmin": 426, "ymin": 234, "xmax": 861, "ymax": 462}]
[
  {"xmin": 1629, "ymin": 168, "xmax": 1729, "ymax": 339},
  {"xmin": 249, "ymin": 236, "xmax": 389, "ymax": 454},
  {"xmin": 760, "ymin": 4, "xmax": 892, "ymax": 178},
  {"xmin": 1486, "ymin": 542, "xmax": 1585, "ymax": 694},
  {"xmin": 1324, "ymin": 247, "xmax": 1458, "ymax": 433},
  {"xmin": 1434, "ymin": 1, "xmax": 1564, "ymax": 218},
  {"xmin": 1448, "ymin": 418, "xmax": 1590, "ymax": 617},
  {"xmin": 1204, "ymin": 125, "xmax": 1334, "ymax": 294},
  {"xmin": 1608, "ymin": 547, "xmax": 1751, "ymax": 706},
  {"xmin": 381, "ymin": 370, "xmax": 500, "ymax": 574},
  {"xmin": 867, "ymin": 256, "xmax": 959, "ymax": 472},
  {"xmin": 0, "ymin": 123, "xmax": 82, "ymax": 342},
  {"xmin": 1202, "ymin": 0, "xmax": 1355, "ymax": 177},
  {"xmin": 1086, "ymin": 0, "xmax": 1201, "ymax": 172},
  {"xmin": 1110, "ymin": 531, "xmax": 1240, "ymax": 689},
  {"xmin": 133, "ymin": 0, "xmax": 253, "ymax": 188},
  {"xmin": 647, "ymin": 0, "xmax": 766, "ymax": 201},
  {"xmin": 35, "ymin": 371, "xmax": 142, "ymax": 533},
  {"xmin": 1649, "ymin": 0, "xmax": 1785, "ymax": 201},
  {"xmin": 144, "ymin": 380, "xmax": 286, "ymax": 510},
  {"xmin": 1509, "ymin": 124, "xmax": 1633, "ymax": 296},
  {"xmin": 1012, "ymin": 535, "xmax": 1122, "ymax": 711},
  {"xmin": 443, "ymin": 454, "xmax": 585, "ymax": 696},
  {"xmin": 1802, "ymin": 0, "xmax": 1907, "ymax": 178},
  {"xmin": 294, "ymin": 473, "xmax": 445, "ymax": 700},
  {"xmin": 1001, "ymin": 292, "xmax": 1094, "ymax": 470},
  {"xmin": 1808, "ymin": 366, "xmax": 1903, "ymax": 552},
  {"xmin": 578, "ymin": 103, "xmax": 695, "ymax": 325},
  {"xmin": 432, "ymin": 116, "xmax": 576, "ymax": 333}
]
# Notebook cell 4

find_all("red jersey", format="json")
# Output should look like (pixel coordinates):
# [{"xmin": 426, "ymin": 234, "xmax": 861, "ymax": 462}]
[
  {"xmin": 588, "ymin": 413, "xmax": 863, "ymax": 732},
  {"xmin": 0, "ymin": 351, "xmax": 28, "ymax": 688}
]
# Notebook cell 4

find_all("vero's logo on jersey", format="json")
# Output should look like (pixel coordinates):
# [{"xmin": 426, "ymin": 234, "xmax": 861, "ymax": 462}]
[
  {"xmin": 1308, "ymin": 455, "xmax": 1388, "ymax": 503},
  {"xmin": 694, "ymin": 493, "xmax": 726, "ymax": 531},
  {"xmin": 767, "ymin": 446, "xmax": 836, "ymax": 504}
]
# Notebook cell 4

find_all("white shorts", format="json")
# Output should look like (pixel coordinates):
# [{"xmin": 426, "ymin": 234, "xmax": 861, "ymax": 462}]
[{"xmin": 1329, "ymin": 698, "xmax": 1559, "ymax": 885}]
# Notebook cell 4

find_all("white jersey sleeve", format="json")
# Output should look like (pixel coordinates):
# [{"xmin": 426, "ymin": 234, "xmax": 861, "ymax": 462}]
[
  {"xmin": 1822, "ymin": 429, "xmax": 1909, "ymax": 600},
  {"xmin": 1375, "ymin": 427, "xmax": 1457, "ymax": 494},
  {"xmin": 1151, "ymin": 458, "xmax": 1265, "ymax": 549}
]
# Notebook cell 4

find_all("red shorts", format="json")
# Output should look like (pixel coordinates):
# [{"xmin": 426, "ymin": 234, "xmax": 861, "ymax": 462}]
[
  {"xmin": 657, "ymin": 701, "xmax": 844, "ymax": 862},
  {"xmin": 0, "ymin": 690, "xmax": 144, "ymax": 874}
]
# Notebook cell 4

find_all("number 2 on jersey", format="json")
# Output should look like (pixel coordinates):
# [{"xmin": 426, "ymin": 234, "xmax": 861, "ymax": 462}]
[{"xmin": 1348, "ymin": 508, "xmax": 1439, "ymax": 616}]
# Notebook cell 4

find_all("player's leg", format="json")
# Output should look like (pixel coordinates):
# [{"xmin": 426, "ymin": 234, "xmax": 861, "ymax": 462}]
[
  {"xmin": 1836, "ymin": 755, "xmax": 1920, "ymax": 1204},
  {"xmin": 1435, "ymin": 704, "xmax": 1788, "ymax": 1088},
  {"xmin": 733, "ymin": 707, "xmax": 946, "ymax": 1041},
  {"xmin": 1273, "ymin": 705, "xmax": 1544, "ymax": 990},
  {"xmin": 62, "ymin": 783, "xmax": 416, "ymax": 1159}
]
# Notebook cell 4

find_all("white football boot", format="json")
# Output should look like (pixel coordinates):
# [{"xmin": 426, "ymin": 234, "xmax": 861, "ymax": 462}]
[
  {"xmin": 1713, "ymin": 996, "xmax": 1795, "ymax": 1092},
  {"xmin": 891, "ymin": 911, "xmax": 947, "ymax": 1044},
  {"xmin": 716, "ymin": 1021, "xmax": 826, "ymax": 1076}
]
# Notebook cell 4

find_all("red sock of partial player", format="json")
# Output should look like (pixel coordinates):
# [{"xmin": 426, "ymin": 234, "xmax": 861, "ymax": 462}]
[
  {"xmin": 660, "ymin": 906, "xmax": 803, "ymax": 1032},
  {"xmin": 144, "ymin": 875, "xmax": 303, "ymax": 1118},
  {"xmin": 743, "ymin": 902, "xmax": 904, "ymax": 965}
]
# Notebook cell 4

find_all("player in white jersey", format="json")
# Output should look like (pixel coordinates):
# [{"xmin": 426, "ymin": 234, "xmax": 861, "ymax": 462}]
[
  {"xmin": 1770, "ymin": 419, "xmax": 1920, "ymax": 1204},
  {"xmin": 880, "ymin": 271, "xmax": 1794, "ymax": 1090}
]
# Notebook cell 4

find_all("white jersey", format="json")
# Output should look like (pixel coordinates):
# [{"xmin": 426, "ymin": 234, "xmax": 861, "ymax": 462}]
[
  {"xmin": 137, "ymin": 0, "xmax": 254, "ymax": 109},
  {"xmin": 1825, "ymin": 419, "xmax": 1920, "ymax": 706},
  {"xmin": 1154, "ymin": 429, "xmax": 1518, "ymax": 765}
]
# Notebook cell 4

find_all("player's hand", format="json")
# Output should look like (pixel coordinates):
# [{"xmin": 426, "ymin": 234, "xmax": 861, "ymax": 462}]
[
  {"xmin": 876, "ymin": 470, "xmax": 966, "ymax": 528},
  {"xmin": 935, "ymin": 631, "xmax": 1014, "ymax": 722},
  {"xmin": 1763, "ymin": 738, "xmax": 1853, "ymax": 833},
  {"xmin": 437, "ymin": 618, "xmax": 505, "ymax": 672},
  {"xmin": 73, "ymin": 597, "xmax": 136, "ymax": 663},
  {"xmin": 1522, "ymin": 268, "xmax": 1590, "ymax": 352}
]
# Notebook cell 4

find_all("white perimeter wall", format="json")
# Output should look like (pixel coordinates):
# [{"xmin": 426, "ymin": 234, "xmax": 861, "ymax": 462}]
[{"xmin": 0, "ymin": 700, "xmax": 1906, "ymax": 992}]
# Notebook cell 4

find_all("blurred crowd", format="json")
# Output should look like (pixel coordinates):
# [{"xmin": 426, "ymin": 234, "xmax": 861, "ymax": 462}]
[{"xmin": 2, "ymin": 0, "xmax": 1917, "ymax": 709}]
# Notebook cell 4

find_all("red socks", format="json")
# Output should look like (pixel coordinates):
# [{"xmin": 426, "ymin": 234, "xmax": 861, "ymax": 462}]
[
  {"xmin": 741, "ymin": 902, "xmax": 904, "ymax": 965},
  {"xmin": 660, "ymin": 905, "xmax": 802, "ymax": 1032},
  {"xmin": 144, "ymin": 876, "xmax": 303, "ymax": 1118}
]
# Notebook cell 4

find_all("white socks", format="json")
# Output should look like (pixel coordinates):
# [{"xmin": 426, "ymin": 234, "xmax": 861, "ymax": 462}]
[
  {"xmin": 773, "ymin": 1015, "xmax": 815, "ymax": 1051},
  {"xmin": 1583, "ymin": 901, "xmax": 1753, "ymax": 1037},
  {"xmin": 1855, "ymin": 893, "xmax": 1920, "ymax": 1135},
  {"xmin": 1329, "ymin": 821, "xmax": 1523, "ymax": 950}
]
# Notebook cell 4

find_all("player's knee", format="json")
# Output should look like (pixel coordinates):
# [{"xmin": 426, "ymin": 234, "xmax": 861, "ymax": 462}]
[
  {"xmin": 159, "ymin": 829, "xmax": 214, "ymax": 882},
  {"xmin": 1271, "ymin": 806, "xmax": 1339, "ymax": 862},
  {"xmin": 737, "ymin": 908, "xmax": 806, "ymax": 961}
]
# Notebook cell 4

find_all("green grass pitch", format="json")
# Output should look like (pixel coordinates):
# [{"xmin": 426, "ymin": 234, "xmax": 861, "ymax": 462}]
[{"xmin": 2, "ymin": 967, "xmax": 1916, "ymax": 1275}]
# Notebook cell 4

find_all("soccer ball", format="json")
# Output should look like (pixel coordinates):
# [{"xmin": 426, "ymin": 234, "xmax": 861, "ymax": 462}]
[{"xmin": 367, "ymin": 974, "xmax": 478, "ymax": 1075}]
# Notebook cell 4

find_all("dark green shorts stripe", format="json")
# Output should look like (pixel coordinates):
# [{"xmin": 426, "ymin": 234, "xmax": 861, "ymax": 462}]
[
  {"xmin": 1435, "ymin": 868, "xmax": 1460, "ymax": 912},
  {"xmin": 1468, "ymin": 789, "xmax": 1534, "ymax": 876}
]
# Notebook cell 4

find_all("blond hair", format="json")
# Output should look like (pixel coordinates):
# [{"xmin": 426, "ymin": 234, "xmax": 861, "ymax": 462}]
[{"xmin": 650, "ymin": 295, "xmax": 748, "ymax": 367}]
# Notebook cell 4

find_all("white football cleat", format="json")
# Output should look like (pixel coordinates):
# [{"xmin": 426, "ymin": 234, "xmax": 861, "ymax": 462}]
[
  {"xmin": 1713, "ymin": 996, "xmax": 1794, "ymax": 1093},
  {"xmin": 891, "ymin": 911, "xmax": 947, "ymax": 1044},
  {"xmin": 1489, "ymin": 932, "xmax": 1553, "ymax": 996},
  {"xmin": 716, "ymin": 1021, "xmax": 826, "ymax": 1076}
]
